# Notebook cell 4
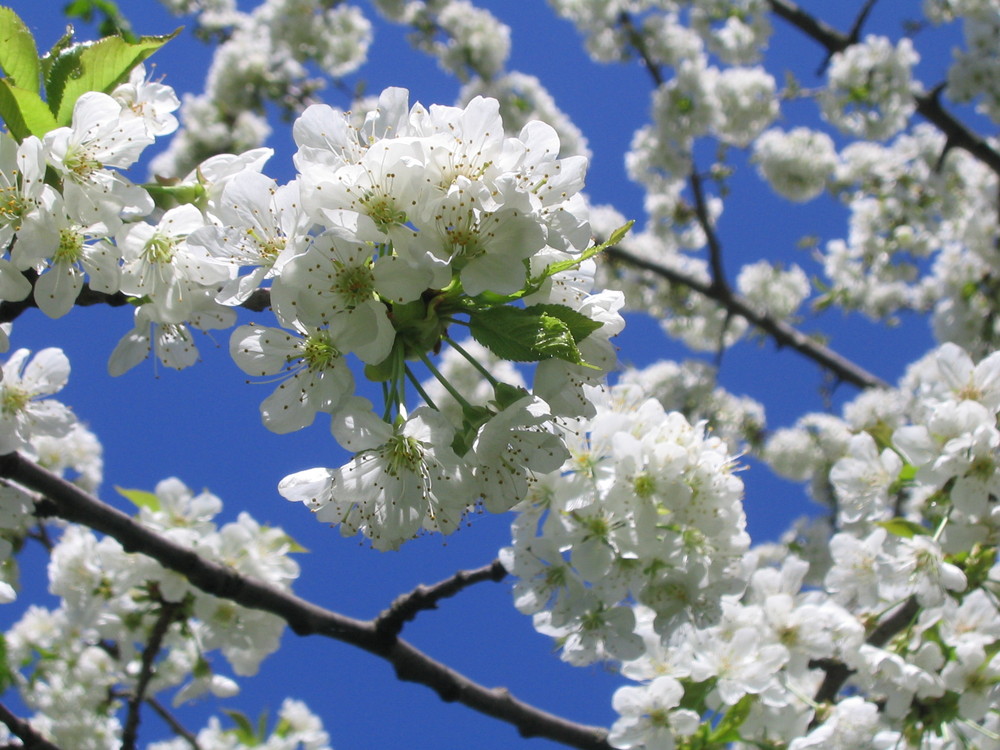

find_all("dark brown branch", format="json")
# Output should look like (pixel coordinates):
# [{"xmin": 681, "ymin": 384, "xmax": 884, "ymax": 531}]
[
  {"xmin": 767, "ymin": 0, "xmax": 1000, "ymax": 176},
  {"xmin": 604, "ymin": 246, "xmax": 890, "ymax": 390},
  {"xmin": 616, "ymin": 11, "xmax": 665, "ymax": 86},
  {"xmin": 613, "ymin": 5, "xmax": 888, "ymax": 390},
  {"xmin": 375, "ymin": 559, "xmax": 508, "ymax": 639},
  {"xmin": 0, "ymin": 274, "xmax": 273, "ymax": 326},
  {"xmin": 145, "ymin": 697, "xmax": 202, "ymax": 750},
  {"xmin": 811, "ymin": 596, "xmax": 919, "ymax": 706},
  {"xmin": 689, "ymin": 170, "xmax": 728, "ymax": 299},
  {"xmin": 1, "ymin": 453, "xmax": 612, "ymax": 750},
  {"xmin": 847, "ymin": 0, "xmax": 881, "ymax": 45},
  {"xmin": 0, "ymin": 702, "xmax": 61, "ymax": 750},
  {"xmin": 122, "ymin": 600, "xmax": 184, "ymax": 750}
]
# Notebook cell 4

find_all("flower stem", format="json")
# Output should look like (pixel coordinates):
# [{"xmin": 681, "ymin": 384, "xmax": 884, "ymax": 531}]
[
  {"xmin": 445, "ymin": 335, "xmax": 501, "ymax": 389},
  {"xmin": 405, "ymin": 364, "xmax": 439, "ymax": 411},
  {"xmin": 418, "ymin": 350, "xmax": 476, "ymax": 414}
]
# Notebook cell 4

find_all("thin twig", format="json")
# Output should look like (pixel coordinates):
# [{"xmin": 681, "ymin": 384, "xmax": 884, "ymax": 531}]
[
  {"xmin": 0, "ymin": 702, "xmax": 61, "ymax": 750},
  {"xmin": 122, "ymin": 600, "xmax": 184, "ymax": 750},
  {"xmin": 616, "ymin": 11, "xmax": 665, "ymax": 86},
  {"xmin": 0, "ymin": 453, "xmax": 612, "ymax": 750},
  {"xmin": 604, "ymin": 245, "xmax": 890, "ymax": 390},
  {"xmin": 145, "ymin": 697, "xmax": 202, "ymax": 750},
  {"xmin": 847, "ymin": 0, "xmax": 881, "ymax": 44},
  {"xmin": 375, "ymin": 559, "xmax": 508, "ymax": 639},
  {"xmin": 689, "ymin": 170, "xmax": 728, "ymax": 299}
]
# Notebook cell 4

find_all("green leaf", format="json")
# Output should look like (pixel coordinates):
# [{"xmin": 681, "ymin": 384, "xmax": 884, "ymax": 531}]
[
  {"xmin": 708, "ymin": 694, "xmax": 755, "ymax": 744},
  {"xmin": 876, "ymin": 518, "xmax": 930, "ymax": 539},
  {"xmin": 0, "ymin": 7, "xmax": 41, "ymax": 93},
  {"xmin": 469, "ymin": 305, "xmax": 596, "ymax": 367},
  {"xmin": 39, "ymin": 26, "xmax": 75, "ymax": 83},
  {"xmin": 115, "ymin": 486, "xmax": 161, "ymax": 512},
  {"xmin": 0, "ymin": 634, "xmax": 15, "ymax": 694},
  {"xmin": 63, "ymin": 0, "xmax": 138, "ymax": 43},
  {"xmin": 47, "ymin": 27, "xmax": 180, "ymax": 125},
  {"xmin": 0, "ymin": 79, "xmax": 58, "ymax": 140},
  {"xmin": 278, "ymin": 531, "xmax": 308, "ymax": 553},
  {"xmin": 536, "ymin": 220, "xmax": 634, "ymax": 280},
  {"xmin": 526, "ymin": 303, "xmax": 602, "ymax": 342},
  {"xmin": 222, "ymin": 709, "xmax": 258, "ymax": 745}
]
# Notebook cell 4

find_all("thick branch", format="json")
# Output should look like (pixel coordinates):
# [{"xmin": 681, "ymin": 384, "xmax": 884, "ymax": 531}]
[
  {"xmin": 0, "ymin": 274, "xmax": 274, "ymax": 326},
  {"xmin": 1, "ymin": 453, "xmax": 612, "ymax": 750},
  {"xmin": 0, "ymin": 703, "xmax": 61, "ymax": 750},
  {"xmin": 375, "ymin": 559, "xmax": 508, "ymax": 639},
  {"xmin": 604, "ymin": 246, "xmax": 890, "ymax": 390}
]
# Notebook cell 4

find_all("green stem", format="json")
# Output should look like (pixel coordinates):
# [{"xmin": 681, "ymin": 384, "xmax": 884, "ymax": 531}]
[
  {"xmin": 418, "ymin": 351, "xmax": 476, "ymax": 414},
  {"xmin": 445, "ymin": 335, "xmax": 501, "ymax": 388},
  {"xmin": 932, "ymin": 510, "xmax": 951, "ymax": 543},
  {"xmin": 405, "ymin": 364, "xmax": 439, "ymax": 411},
  {"xmin": 381, "ymin": 381, "xmax": 393, "ymax": 422}
]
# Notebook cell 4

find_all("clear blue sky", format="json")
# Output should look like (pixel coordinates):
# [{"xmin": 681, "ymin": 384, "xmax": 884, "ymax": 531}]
[{"xmin": 5, "ymin": 2, "xmax": 954, "ymax": 748}]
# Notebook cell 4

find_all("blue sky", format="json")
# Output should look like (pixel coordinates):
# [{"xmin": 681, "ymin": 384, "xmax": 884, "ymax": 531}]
[{"xmin": 4, "ymin": 2, "xmax": 960, "ymax": 748}]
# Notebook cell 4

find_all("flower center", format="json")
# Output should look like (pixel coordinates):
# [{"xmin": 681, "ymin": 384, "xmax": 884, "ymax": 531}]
[
  {"xmin": 360, "ymin": 188, "xmax": 407, "ymax": 231},
  {"xmin": 54, "ymin": 229, "xmax": 84, "ymax": 264},
  {"xmin": 633, "ymin": 472, "xmax": 657, "ymax": 499},
  {"xmin": 143, "ymin": 233, "xmax": 176, "ymax": 264},
  {"xmin": 301, "ymin": 335, "xmax": 341, "ymax": 370},
  {"xmin": 1, "ymin": 386, "xmax": 29, "ymax": 416},
  {"xmin": 332, "ymin": 264, "xmax": 375, "ymax": 308},
  {"xmin": 387, "ymin": 434, "xmax": 425, "ymax": 475},
  {"xmin": 64, "ymin": 145, "xmax": 102, "ymax": 180},
  {"xmin": 0, "ymin": 183, "xmax": 27, "ymax": 229}
]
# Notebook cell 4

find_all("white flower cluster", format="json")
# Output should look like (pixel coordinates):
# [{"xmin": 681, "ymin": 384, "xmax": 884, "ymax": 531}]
[
  {"xmin": 258, "ymin": 87, "xmax": 621, "ymax": 549},
  {"xmin": 0, "ymin": 62, "xmax": 623, "ymax": 555},
  {"xmin": 943, "ymin": 3, "xmax": 1000, "ymax": 122},
  {"xmin": 4, "ymin": 477, "xmax": 312, "ymax": 749},
  {"xmin": 501, "ymin": 380, "xmax": 751, "ymax": 665},
  {"xmin": 820, "ymin": 35, "xmax": 920, "ymax": 141},
  {"xmin": 752, "ymin": 127, "xmax": 838, "ymax": 203},
  {"xmin": 148, "ymin": 698, "xmax": 332, "ymax": 750},
  {"xmin": 152, "ymin": 0, "xmax": 371, "ymax": 177},
  {"xmin": 496, "ymin": 340, "xmax": 1000, "ymax": 748},
  {"xmin": 819, "ymin": 123, "xmax": 999, "ymax": 338}
]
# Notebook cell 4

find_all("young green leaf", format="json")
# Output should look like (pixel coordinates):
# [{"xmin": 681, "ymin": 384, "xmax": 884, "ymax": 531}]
[
  {"xmin": 876, "ymin": 518, "xmax": 931, "ymax": 539},
  {"xmin": 115, "ymin": 485, "xmax": 161, "ymax": 512},
  {"xmin": 0, "ymin": 80, "xmax": 58, "ymax": 141},
  {"xmin": 535, "ymin": 220, "xmax": 634, "ymax": 280},
  {"xmin": 524, "ymin": 303, "xmax": 602, "ymax": 342},
  {"xmin": 47, "ymin": 28, "xmax": 180, "ymax": 125},
  {"xmin": 0, "ymin": 7, "xmax": 41, "ymax": 93},
  {"xmin": 469, "ymin": 305, "xmax": 595, "ymax": 367},
  {"xmin": 221, "ymin": 709, "xmax": 259, "ymax": 744},
  {"xmin": 39, "ymin": 26, "xmax": 75, "ymax": 83},
  {"xmin": 63, "ymin": 0, "xmax": 138, "ymax": 43}
]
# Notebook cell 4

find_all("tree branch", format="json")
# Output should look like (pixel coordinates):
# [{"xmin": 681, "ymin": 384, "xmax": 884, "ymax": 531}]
[
  {"xmin": 811, "ymin": 596, "xmax": 920, "ymax": 706},
  {"xmin": 122, "ymin": 600, "xmax": 185, "ymax": 750},
  {"xmin": 145, "ymin": 697, "xmax": 202, "ymax": 750},
  {"xmin": 374, "ymin": 559, "xmax": 508, "ymax": 639},
  {"xmin": 616, "ymin": 11, "xmax": 664, "ymax": 86},
  {"xmin": 767, "ymin": 0, "xmax": 1000, "ymax": 176},
  {"xmin": 603, "ymin": 246, "xmax": 890, "ymax": 390},
  {"xmin": 0, "ymin": 703, "xmax": 61, "ymax": 750},
  {"xmin": 0, "ymin": 453, "xmax": 612, "ymax": 750},
  {"xmin": 0, "ymin": 273, "xmax": 275, "ymax": 326}
]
